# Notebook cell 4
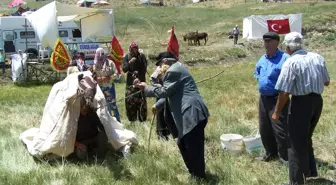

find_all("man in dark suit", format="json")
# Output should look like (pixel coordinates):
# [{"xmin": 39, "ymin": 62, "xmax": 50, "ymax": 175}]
[{"xmin": 136, "ymin": 57, "xmax": 210, "ymax": 179}]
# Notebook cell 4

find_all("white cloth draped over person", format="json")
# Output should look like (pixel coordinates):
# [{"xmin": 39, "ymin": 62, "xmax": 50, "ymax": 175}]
[{"xmin": 19, "ymin": 71, "xmax": 138, "ymax": 159}]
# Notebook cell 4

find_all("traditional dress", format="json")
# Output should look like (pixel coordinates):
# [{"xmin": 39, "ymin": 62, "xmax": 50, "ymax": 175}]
[
  {"xmin": 122, "ymin": 43, "xmax": 148, "ymax": 122},
  {"xmin": 94, "ymin": 48, "xmax": 121, "ymax": 122}
]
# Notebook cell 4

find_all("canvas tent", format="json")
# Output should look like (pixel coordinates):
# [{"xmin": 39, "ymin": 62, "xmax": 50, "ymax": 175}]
[
  {"xmin": 243, "ymin": 13, "xmax": 302, "ymax": 40},
  {"xmin": 26, "ymin": 1, "xmax": 115, "ymax": 48}
]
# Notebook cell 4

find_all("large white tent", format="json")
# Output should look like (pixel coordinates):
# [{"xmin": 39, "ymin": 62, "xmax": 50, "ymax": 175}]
[
  {"xmin": 26, "ymin": 1, "xmax": 115, "ymax": 48},
  {"xmin": 243, "ymin": 13, "xmax": 302, "ymax": 40}
]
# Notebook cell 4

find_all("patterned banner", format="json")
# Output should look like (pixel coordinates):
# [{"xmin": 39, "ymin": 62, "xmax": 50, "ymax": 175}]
[
  {"xmin": 50, "ymin": 38, "xmax": 71, "ymax": 71},
  {"xmin": 110, "ymin": 36, "xmax": 124, "ymax": 63}
]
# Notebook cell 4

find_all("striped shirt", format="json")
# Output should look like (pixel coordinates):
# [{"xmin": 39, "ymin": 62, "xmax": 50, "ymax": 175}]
[{"xmin": 275, "ymin": 49, "xmax": 330, "ymax": 96}]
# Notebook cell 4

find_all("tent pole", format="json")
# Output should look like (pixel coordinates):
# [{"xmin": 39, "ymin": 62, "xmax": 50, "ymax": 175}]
[
  {"xmin": 110, "ymin": 9, "xmax": 116, "ymax": 37},
  {"xmin": 25, "ymin": 18, "xmax": 28, "ymax": 53}
]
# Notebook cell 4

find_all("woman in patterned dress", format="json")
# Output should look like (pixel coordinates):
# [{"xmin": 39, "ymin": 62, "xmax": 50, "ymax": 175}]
[{"xmin": 93, "ymin": 48, "xmax": 121, "ymax": 122}]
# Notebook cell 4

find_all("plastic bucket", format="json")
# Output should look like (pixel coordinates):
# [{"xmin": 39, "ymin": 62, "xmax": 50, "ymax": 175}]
[
  {"xmin": 220, "ymin": 134, "xmax": 244, "ymax": 153},
  {"xmin": 243, "ymin": 130, "xmax": 263, "ymax": 154}
]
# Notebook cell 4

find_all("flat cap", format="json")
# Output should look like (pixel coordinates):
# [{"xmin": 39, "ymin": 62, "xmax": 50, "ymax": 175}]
[
  {"xmin": 263, "ymin": 32, "xmax": 280, "ymax": 41},
  {"xmin": 155, "ymin": 52, "xmax": 177, "ymax": 66}
]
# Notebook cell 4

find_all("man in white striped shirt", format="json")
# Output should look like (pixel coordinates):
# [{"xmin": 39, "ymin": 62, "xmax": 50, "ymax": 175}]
[{"xmin": 272, "ymin": 32, "xmax": 330, "ymax": 185}]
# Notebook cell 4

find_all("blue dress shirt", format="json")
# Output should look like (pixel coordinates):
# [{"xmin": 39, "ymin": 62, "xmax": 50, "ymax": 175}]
[{"xmin": 254, "ymin": 49, "xmax": 289, "ymax": 96}]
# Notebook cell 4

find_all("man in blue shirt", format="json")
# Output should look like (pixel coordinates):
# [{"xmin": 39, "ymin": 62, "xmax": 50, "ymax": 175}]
[{"xmin": 254, "ymin": 32, "xmax": 289, "ymax": 163}]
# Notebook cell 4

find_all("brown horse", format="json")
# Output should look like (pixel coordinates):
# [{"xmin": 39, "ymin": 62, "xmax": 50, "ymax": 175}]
[
  {"xmin": 183, "ymin": 31, "xmax": 208, "ymax": 46},
  {"xmin": 183, "ymin": 32, "xmax": 198, "ymax": 46},
  {"xmin": 195, "ymin": 31, "xmax": 208, "ymax": 46}
]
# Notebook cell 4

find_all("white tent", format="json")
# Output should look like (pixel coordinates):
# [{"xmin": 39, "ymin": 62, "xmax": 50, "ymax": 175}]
[
  {"xmin": 26, "ymin": 1, "xmax": 115, "ymax": 48},
  {"xmin": 243, "ymin": 13, "xmax": 302, "ymax": 40}
]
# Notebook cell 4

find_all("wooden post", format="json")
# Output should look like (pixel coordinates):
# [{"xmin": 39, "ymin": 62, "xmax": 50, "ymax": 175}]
[{"xmin": 25, "ymin": 18, "xmax": 28, "ymax": 53}]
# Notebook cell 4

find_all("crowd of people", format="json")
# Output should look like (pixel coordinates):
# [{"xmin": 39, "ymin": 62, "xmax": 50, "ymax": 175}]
[{"xmin": 62, "ymin": 30, "xmax": 330, "ymax": 184}]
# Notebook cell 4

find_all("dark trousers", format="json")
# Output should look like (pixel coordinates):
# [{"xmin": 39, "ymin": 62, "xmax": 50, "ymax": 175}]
[
  {"xmin": 156, "ymin": 98, "xmax": 170, "ymax": 139},
  {"xmin": 75, "ymin": 130, "xmax": 108, "ymax": 160},
  {"xmin": 259, "ymin": 95, "xmax": 288, "ymax": 160},
  {"xmin": 288, "ymin": 94, "xmax": 322, "ymax": 185},
  {"xmin": 177, "ymin": 119, "xmax": 207, "ymax": 179},
  {"xmin": 156, "ymin": 99, "xmax": 178, "ymax": 139},
  {"xmin": 234, "ymin": 34, "xmax": 238, "ymax": 45},
  {"xmin": 1, "ymin": 63, "xmax": 5, "ymax": 74}
]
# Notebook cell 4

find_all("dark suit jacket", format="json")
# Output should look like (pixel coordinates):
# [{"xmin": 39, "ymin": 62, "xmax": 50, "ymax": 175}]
[{"xmin": 145, "ymin": 62, "xmax": 210, "ymax": 139}]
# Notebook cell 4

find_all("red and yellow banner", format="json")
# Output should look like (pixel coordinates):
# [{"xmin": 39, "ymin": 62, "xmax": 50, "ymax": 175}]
[
  {"xmin": 110, "ymin": 36, "xmax": 124, "ymax": 63},
  {"xmin": 50, "ymin": 38, "xmax": 71, "ymax": 71}
]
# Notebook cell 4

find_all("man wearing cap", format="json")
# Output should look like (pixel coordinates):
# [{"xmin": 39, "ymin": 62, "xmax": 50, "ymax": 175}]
[
  {"xmin": 254, "ymin": 32, "xmax": 289, "ymax": 163},
  {"xmin": 272, "ymin": 32, "xmax": 330, "ymax": 185},
  {"xmin": 136, "ymin": 56, "xmax": 210, "ymax": 180},
  {"xmin": 122, "ymin": 42, "xmax": 148, "ymax": 122},
  {"xmin": 0, "ymin": 48, "xmax": 5, "ymax": 74},
  {"xmin": 150, "ymin": 52, "xmax": 179, "ymax": 140}
]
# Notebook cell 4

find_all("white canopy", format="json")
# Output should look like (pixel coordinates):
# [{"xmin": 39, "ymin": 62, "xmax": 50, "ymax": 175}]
[{"xmin": 26, "ymin": 1, "xmax": 115, "ymax": 48}]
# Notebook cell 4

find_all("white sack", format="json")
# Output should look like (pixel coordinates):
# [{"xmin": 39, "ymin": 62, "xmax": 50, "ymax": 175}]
[{"xmin": 11, "ymin": 53, "xmax": 28, "ymax": 82}]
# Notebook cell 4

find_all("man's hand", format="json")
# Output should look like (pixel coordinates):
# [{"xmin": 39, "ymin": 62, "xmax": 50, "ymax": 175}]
[
  {"xmin": 271, "ymin": 112, "xmax": 281, "ymax": 124},
  {"xmin": 152, "ymin": 105, "xmax": 157, "ymax": 114},
  {"xmin": 133, "ymin": 78, "xmax": 140, "ymax": 85},
  {"xmin": 75, "ymin": 142, "xmax": 87, "ymax": 151},
  {"xmin": 136, "ymin": 82, "xmax": 147, "ymax": 90}
]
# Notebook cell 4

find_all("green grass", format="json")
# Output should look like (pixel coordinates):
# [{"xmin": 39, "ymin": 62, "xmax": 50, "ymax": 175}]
[
  {"xmin": 1, "ymin": 1, "xmax": 336, "ymax": 185},
  {"xmin": 0, "ymin": 56, "xmax": 335, "ymax": 185}
]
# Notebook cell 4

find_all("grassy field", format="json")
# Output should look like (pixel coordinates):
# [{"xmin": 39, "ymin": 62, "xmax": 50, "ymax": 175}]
[{"xmin": 1, "ymin": 1, "xmax": 336, "ymax": 185}]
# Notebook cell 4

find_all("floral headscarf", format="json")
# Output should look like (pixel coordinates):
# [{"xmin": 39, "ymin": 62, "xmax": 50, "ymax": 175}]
[{"xmin": 128, "ymin": 42, "xmax": 138, "ymax": 53}]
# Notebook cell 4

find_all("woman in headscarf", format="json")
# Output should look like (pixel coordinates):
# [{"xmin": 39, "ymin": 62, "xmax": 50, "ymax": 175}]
[
  {"xmin": 93, "ymin": 48, "xmax": 121, "ymax": 122},
  {"xmin": 122, "ymin": 42, "xmax": 148, "ymax": 122}
]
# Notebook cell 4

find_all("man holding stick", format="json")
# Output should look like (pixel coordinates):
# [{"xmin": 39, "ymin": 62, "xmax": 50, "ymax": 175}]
[{"xmin": 136, "ymin": 57, "xmax": 210, "ymax": 180}]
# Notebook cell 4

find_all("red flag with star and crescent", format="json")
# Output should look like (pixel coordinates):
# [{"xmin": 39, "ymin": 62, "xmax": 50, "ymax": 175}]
[
  {"xmin": 167, "ymin": 26, "xmax": 179, "ymax": 58},
  {"xmin": 267, "ymin": 19, "xmax": 290, "ymax": 34}
]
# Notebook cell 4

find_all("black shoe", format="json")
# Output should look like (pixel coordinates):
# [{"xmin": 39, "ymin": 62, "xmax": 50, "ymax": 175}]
[{"xmin": 255, "ymin": 155, "xmax": 278, "ymax": 162}]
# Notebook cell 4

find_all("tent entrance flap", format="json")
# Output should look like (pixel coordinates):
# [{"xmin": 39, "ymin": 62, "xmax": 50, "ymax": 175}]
[{"xmin": 26, "ymin": 1, "xmax": 115, "ymax": 48}]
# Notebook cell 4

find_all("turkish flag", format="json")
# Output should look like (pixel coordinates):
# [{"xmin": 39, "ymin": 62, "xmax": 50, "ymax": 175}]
[
  {"xmin": 267, "ymin": 19, "xmax": 290, "ymax": 34},
  {"xmin": 167, "ymin": 26, "xmax": 179, "ymax": 58}
]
